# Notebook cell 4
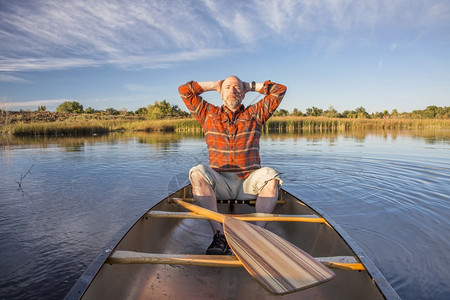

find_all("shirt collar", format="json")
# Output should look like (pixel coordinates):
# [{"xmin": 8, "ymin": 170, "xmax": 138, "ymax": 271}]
[{"xmin": 221, "ymin": 104, "xmax": 245, "ymax": 116}]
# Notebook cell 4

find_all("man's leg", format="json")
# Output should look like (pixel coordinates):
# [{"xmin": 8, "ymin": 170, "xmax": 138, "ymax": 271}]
[
  {"xmin": 255, "ymin": 179, "xmax": 279, "ymax": 228},
  {"xmin": 190, "ymin": 170, "xmax": 223, "ymax": 234},
  {"xmin": 190, "ymin": 169, "xmax": 231, "ymax": 255},
  {"xmin": 239, "ymin": 167, "xmax": 282, "ymax": 228}
]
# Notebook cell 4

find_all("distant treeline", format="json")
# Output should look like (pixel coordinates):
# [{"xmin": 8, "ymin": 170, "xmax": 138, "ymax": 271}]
[
  {"xmin": 4, "ymin": 99, "xmax": 449, "ymax": 120},
  {"xmin": 51, "ymin": 100, "xmax": 190, "ymax": 119},
  {"xmin": 274, "ymin": 105, "xmax": 449, "ymax": 119}
]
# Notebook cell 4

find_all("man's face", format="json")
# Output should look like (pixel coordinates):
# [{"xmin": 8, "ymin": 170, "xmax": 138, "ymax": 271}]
[{"xmin": 221, "ymin": 76, "xmax": 244, "ymax": 111}]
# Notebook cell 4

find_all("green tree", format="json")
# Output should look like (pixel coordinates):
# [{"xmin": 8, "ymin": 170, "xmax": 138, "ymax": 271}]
[
  {"xmin": 147, "ymin": 102, "xmax": 166, "ymax": 120},
  {"xmin": 371, "ymin": 112, "xmax": 384, "ymax": 119},
  {"xmin": 355, "ymin": 106, "xmax": 370, "ymax": 119},
  {"xmin": 292, "ymin": 108, "xmax": 303, "ymax": 116},
  {"xmin": 56, "ymin": 101, "xmax": 84, "ymax": 113},
  {"xmin": 273, "ymin": 109, "xmax": 289, "ymax": 117},
  {"xmin": 444, "ymin": 107, "xmax": 450, "ymax": 118},
  {"xmin": 306, "ymin": 106, "xmax": 323, "ymax": 117},
  {"xmin": 324, "ymin": 106, "xmax": 340, "ymax": 118},
  {"xmin": 105, "ymin": 107, "xmax": 119, "ymax": 115},
  {"xmin": 135, "ymin": 107, "xmax": 148, "ymax": 115},
  {"xmin": 422, "ymin": 105, "xmax": 443, "ymax": 118},
  {"xmin": 84, "ymin": 107, "xmax": 98, "ymax": 114},
  {"xmin": 37, "ymin": 105, "xmax": 46, "ymax": 112},
  {"xmin": 342, "ymin": 110, "xmax": 356, "ymax": 118},
  {"xmin": 147, "ymin": 100, "xmax": 189, "ymax": 119},
  {"xmin": 391, "ymin": 109, "xmax": 399, "ymax": 118},
  {"xmin": 172, "ymin": 105, "xmax": 190, "ymax": 118}
]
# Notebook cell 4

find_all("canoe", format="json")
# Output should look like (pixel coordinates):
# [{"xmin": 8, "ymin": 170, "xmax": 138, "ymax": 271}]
[{"xmin": 65, "ymin": 185, "xmax": 399, "ymax": 299}]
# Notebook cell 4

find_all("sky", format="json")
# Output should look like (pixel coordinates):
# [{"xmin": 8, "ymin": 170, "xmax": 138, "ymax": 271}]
[{"xmin": 0, "ymin": 0, "xmax": 449, "ymax": 114}]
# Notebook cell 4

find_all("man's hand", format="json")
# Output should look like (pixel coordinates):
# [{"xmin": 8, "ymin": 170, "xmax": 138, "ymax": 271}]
[
  {"xmin": 243, "ymin": 82, "xmax": 251, "ymax": 94},
  {"xmin": 216, "ymin": 80, "xmax": 224, "ymax": 93}
]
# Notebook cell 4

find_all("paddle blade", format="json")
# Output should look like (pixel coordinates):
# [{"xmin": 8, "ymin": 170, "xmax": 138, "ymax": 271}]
[{"xmin": 223, "ymin": 217, "xmax": 335, "ymax": 295}]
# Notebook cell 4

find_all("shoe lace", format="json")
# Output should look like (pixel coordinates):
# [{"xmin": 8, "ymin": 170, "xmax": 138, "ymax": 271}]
[{"xmin": 210, "ymin": 231, "xmax": 228, "ymax": 249}]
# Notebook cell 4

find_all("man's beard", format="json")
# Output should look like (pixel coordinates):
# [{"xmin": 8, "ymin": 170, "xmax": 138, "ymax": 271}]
[{"xmin": 225, "ymin": 97, "xmax": 242, "ymax": 109}]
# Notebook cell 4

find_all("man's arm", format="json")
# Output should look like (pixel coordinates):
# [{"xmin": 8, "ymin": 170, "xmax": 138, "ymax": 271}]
[
  {"xmin": 198, "ymin": 79, "xmax": 265, "ymax": 95},
  {"xmin": 200, "ymin": 79, "xmax": 264, "ymax": 95},
  {"xmin": 178, "ymin": 81, "xmax": 216, "ymax": 124},
  {"xmin": 249, "ymin": 81, "xmax": 287, "ymax": 123},
  {"xmin": 197, "ymin": 81, "xmax": 223, "ymax": 93},
  {"xmin": 242, "ymin": 82, "xmax": 264, "ymax": 94}
]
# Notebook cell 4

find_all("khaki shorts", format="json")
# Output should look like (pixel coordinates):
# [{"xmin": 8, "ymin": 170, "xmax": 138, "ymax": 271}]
[{"xmin": 189, "ymin": 164, "xmax": 283, "ymax": 200}]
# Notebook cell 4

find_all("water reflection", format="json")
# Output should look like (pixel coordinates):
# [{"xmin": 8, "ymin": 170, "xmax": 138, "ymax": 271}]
[
  {"xmin": 1, "ymin": 128, "xmax": 449, "ymax": 149},
  {"xmin": 262, "ymin": 128, "xmax": 450, "ymax": 145},
  {"xmin": 0, "ymin": 132, "xmax": 196, "ymax": 151}
]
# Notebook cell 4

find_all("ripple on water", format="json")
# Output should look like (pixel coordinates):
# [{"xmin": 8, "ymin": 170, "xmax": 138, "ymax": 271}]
[{"xmin": 274, "ymin": 150, "xmax": 450, "ymax": 299}]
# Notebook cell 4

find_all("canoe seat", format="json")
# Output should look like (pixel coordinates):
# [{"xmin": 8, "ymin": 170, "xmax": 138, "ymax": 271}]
[{"xmin": 171, "ymin": 197, "xmax": 285, "ymax": 205}]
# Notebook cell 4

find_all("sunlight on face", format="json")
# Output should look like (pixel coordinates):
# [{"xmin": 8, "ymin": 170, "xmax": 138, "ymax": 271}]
[{"xmin": 221, "ymin": 76, "xmax": 244, "ymax": 111}]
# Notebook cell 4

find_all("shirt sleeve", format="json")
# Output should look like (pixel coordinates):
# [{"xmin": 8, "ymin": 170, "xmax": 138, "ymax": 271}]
[
  {"xmin": 178, "ymin": 81, "xmax": 210, "ymax": 124},
  {"xmin": 250, "ymin": 80, "xmax": 287, "ymax": 124}
]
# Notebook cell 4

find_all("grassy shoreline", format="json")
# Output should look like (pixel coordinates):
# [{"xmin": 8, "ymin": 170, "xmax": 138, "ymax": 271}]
[
  {"xmin": 264, "ymin": 116, "xmax": 450, "ymax": 132},
  {"xmin": 1, "ymin": 116, "xmax": 449, "ymax": 136}
]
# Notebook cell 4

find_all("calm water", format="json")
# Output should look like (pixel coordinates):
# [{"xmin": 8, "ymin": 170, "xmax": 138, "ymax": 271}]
[{"xmin": 0, "ymin": 130, "xmax": 449, "ymax": 299}]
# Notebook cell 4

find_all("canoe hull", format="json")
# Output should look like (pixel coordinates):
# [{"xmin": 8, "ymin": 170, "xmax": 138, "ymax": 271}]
[{"xmin": 66, "ymin": 186, "xmax": 399, "ymax": 299}]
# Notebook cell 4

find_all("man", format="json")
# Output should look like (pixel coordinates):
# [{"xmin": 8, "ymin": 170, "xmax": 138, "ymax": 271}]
[{"xmin": 178, "ymin": 76, "xmax": 287, "ymax": 255}]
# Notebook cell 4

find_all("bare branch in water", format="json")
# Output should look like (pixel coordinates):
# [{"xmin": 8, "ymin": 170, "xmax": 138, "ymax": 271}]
[{"xmin": 17, "ymin": 164, "xmax": 34, "ymax": 189}]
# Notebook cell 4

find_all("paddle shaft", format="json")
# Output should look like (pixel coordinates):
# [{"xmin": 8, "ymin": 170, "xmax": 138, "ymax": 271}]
[{"xmin": 174, "ymin": 198, "xmax": 225, "ymax": 223}]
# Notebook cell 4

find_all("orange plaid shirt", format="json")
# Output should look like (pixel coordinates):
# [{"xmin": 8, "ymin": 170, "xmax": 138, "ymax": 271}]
[{"xmin": 179, "ymin": 80, "xmax": 286, "ymax": 179}]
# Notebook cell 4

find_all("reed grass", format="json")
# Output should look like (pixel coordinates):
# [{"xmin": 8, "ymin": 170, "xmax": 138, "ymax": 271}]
[
  {"xmin": 8, "ymin": 121, "xmax": 108, "ymax": 136},
  {"xmin": 121, "ymin": 118, "xmax": 202, "ymax": 132},
  {"xmin": 2, "ymin": 116, "xmax": 448, "ymax": 136},
  {"xmin": 3, "ymin": 118, "xmax": 203, "ymax": 136},
  {"xmin": 264, "ymin": 116, "xmax": 450, "ymax": 133}
]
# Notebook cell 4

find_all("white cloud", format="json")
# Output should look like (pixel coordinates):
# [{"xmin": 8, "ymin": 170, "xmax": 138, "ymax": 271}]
[
  {"xmin": 5, "ymin": 99, "xmax": 67, "ymax": 109},
  {"xmin": 0, "ymin": 73, "xmax": 29, "ymax": 83},
  {"xmin": 0, "ymin": 0, "xmax": 448, "ymax": 74},
  {"xmin": 0, "ymin": 48, "xmax": 232, "ymax": 75},
  {"xmin": 125, "ymin": 84, "xmax": 149, "ymax": 92},
  {"xmin": 0, "ymin": 57, "xmax": 99, "ymax": 72}
]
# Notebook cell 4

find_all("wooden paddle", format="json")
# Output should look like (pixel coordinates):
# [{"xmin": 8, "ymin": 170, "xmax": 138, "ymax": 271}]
[{"xmin": 173, "ymin": 199, "xmax": 335, "ymax": 295}]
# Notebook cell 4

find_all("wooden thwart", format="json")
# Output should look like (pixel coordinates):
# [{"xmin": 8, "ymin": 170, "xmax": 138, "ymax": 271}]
[
  {"xmin": 107, "ymin": 251, "xmax": 365, "ymax": 271},
  {"xmin": 147, "ymin": 211, "xmax": 326, "ymax": 223}
]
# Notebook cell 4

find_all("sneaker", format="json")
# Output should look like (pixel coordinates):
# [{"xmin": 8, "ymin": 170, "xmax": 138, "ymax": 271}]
[{"xmin": 206, "ymin": 231, "xmax": 232, "ymax": 255}]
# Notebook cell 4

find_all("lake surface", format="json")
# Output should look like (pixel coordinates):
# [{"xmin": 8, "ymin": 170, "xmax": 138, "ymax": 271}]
[{"xmin": 0, "ymin": 129, "xmax": 449, "ymax": 299}]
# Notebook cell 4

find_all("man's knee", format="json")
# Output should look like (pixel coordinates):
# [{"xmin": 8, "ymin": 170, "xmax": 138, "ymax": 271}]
[
  {"xmin": 260, "ymin": 178, "xmax": 279, "ymax": 196},
  {"xmin": 190, "ymin": 170, "xmax": 207, "ymax": 187},
  {"xmin": 266, "ymin": 178, "xmax": 279, "ymax": 189},
  {"xmin": 190, "ymin": 164, "xmax": 209, "ymax": 185}
]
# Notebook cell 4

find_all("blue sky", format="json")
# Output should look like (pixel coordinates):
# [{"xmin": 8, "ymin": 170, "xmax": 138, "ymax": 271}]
[{"xmin": 1, "ymin": 0, "xmax": 449, "ymax": 114}]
